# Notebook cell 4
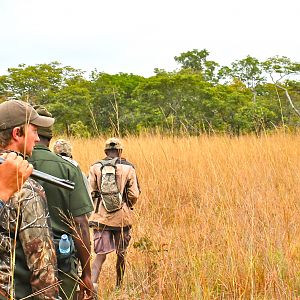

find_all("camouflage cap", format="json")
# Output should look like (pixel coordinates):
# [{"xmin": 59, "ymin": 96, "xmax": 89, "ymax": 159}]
[
  {"xmin": 104, "ymin": 137, "xmax": 123, "ymax": 150},
  {"xmin": 53, "ymin": 139, "xmax": 72, "ymax": 158},
  {"xmin": 0, "ymin": 100, "xmax": 54, "ymax": 130},
  {"xmin": 33, "ymin": 105, "xmax": 54, "ymax": 138}
]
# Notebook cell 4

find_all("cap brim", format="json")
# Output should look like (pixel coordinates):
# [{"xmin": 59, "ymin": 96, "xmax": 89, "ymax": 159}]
[
  {"xmin": 105, "ymin": 146, "xmax": 123, "ymax": 150},
  {"xmin": 30, "ymin": 115, "xmax": 55, "ymax": 127}
]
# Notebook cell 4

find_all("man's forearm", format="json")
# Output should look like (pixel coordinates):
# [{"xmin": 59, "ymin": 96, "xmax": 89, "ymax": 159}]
[{"xmin": 73, "ymin": 215, "xmax": 92, "ymax": 276}]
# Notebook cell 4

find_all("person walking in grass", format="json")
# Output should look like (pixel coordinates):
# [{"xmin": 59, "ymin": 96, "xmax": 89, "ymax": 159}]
[
  {"xmin": 29, "ymin": 106, "xmax": 94, "ymax": 300},
  {"xmin": 53, "ymin": 139, "xmax": 93, "ymax": 211},
  {"xmin": 0, "ymin": 100, "xmax": 59, "ymax": 299},
  {"xmin": 88, "ymin": 138, "xmax": 140, "ymax": 291}
]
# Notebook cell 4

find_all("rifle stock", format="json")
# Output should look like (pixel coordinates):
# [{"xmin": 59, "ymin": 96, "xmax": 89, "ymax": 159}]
[{"xmin": 0, "ymin": 157, "xmax": 75, "ymax": 191}]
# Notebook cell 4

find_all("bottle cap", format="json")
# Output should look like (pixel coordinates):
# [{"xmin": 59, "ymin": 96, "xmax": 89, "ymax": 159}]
[{"xmin": 61, "ymin": 234, "xmax": 68, "ymax": 240}]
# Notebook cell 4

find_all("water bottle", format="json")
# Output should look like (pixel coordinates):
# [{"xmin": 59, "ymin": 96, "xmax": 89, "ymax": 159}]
[{"xmin": 58, "ymin": 234, "xmax": 70, "ymax": 254}]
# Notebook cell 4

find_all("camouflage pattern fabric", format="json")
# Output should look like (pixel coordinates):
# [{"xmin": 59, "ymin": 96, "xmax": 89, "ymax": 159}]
[
  {"xmin": 53, "ymin": 139, "xmax": 72, "ymax": 158},
  {"xmin": 0, "ymin": 178, "xmax": 59, "ymax": 299}
]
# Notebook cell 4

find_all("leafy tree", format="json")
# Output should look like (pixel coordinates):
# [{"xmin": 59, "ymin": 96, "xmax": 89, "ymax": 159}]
[
  {"xmin": 69, "ymin": 121, "xmax": 91, "ymax": 138},
  {"xmin": 0, "ymin": 62, "xmax": 84, "ymax": 104},
  {"xmin": 47, "ymin": 78, "xmax": 92, "ymax": 135},
  {"xmin": 174, "ymin": 49, "xmax": 220, "ymax": 83},
  {"xmin": 89, "ymin": 72, "xmax": 145, "ymax": 135},
  {"xmin": 262, "ymin": 56, "xmax": 300, "ymax": 118},
  {"xmin": 0, "ymin": 53, "xmax": 299, "ymax": 136},
  {"xmin": 133, "ymin": 71, "xmax": 223, "ymax": 133},
  {"xmin": 223, "ymin": 56, "xmax": 265, "ymax": 102}
]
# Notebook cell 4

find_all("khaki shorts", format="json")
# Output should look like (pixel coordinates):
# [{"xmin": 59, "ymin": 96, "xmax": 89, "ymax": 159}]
[{"xmin": 93, "ymin": 228, "xmax": 131, "ymax": 255}]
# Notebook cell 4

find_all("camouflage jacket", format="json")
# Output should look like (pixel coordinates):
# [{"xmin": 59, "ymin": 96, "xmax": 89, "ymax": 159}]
[{"xmin": 0, "ymin": 178, "xmax": 59, "ymax": 299}]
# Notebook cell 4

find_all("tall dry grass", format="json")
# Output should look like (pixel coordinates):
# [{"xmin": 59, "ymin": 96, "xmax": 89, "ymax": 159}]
[{"xmin": 69, "ymin": 133, "xmax": 300, "ymax": 299}]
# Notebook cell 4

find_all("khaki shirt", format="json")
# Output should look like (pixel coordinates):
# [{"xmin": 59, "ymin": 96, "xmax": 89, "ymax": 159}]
[{"xmin": 88, "ymin": 157, "xmax": 140, "ymax": 229}]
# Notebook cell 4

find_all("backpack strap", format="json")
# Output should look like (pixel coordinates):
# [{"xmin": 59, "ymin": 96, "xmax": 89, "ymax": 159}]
[
  {"xmin": 92, "ymin": 157, "xmax": 120, "ymax": 167},
  {"xmin": 59, "ymin": 155, "xmax": 79, "ymax": 167},
  {"xmin": 99, "ymin": 157, "xmax": 119, "ymax": 167},
  {"xmin": 115, "ymin": 158, "xmax": 134, "ymax": 168},
  {"xmin": 95, "ymin": 198, "xmax": 101, "ymax": 213}
]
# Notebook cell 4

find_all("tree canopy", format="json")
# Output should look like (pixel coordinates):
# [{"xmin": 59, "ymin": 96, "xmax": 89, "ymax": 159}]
[{"xmin": 0, "ymin": 50, "xmax": 299, "ymax": 136}]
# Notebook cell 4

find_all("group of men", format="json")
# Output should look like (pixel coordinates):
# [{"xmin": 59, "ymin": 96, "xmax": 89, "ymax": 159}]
[{"xmin": 0, "ymin": 100, "xmax": 140, "ymax": 299}]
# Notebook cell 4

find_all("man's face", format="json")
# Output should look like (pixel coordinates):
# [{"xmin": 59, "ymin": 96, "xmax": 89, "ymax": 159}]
[{"xmin": 20, "ymin": 124, "xmax": 40, "ymax": 156}]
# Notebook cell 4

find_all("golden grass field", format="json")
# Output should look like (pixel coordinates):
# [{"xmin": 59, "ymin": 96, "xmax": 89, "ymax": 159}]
[{"xmin": 68, "ymin": 133, "xmax": 300, "ymax": 299}]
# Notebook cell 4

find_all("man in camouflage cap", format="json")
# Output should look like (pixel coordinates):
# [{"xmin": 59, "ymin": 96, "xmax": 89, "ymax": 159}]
[
  {"xmin": 88, "ymin": 137, "xmax": 140, "ymax": 290},
  {"xmin": 104, "ymin": 137, "xmax": 123, "ymax": 150},
  {"xmin": 29, "ymin": 106, "xmax": 94, "ymax": 300},
  {"xmin": 53, "ymin": 139, "xmax": 73, "ymax": 158},
  {"xmin": 53, "ymin": 139, "xmax": 93, "ymax": 207},
  {"xmin": 0, "ymin": 100, "xmax": 59, "ymax": 299}
]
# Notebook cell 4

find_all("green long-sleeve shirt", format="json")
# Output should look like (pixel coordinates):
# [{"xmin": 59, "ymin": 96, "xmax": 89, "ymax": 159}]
[{"xmin": 29, "ymin": 144, "xmax": 93, "ymax": 238}]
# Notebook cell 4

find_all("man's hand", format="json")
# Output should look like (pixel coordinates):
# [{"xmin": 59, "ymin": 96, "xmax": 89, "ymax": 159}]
[
  {"xmin": 0, "ymin": 152, "xmax": 33, "ymax": 201},
  {"xmin": 78, "ymin": 274, "xmax": 95, "ymax": 299}
]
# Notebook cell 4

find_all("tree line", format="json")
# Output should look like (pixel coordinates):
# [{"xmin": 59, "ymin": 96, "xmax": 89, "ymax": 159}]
[{"xmin": 0, "ymin": 49, "xmax": 299, "ymax": 137}]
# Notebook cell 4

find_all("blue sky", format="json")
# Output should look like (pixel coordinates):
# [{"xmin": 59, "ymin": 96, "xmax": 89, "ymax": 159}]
[{"xmin": 0, "ymin": 0, "xmax": 299, "ymax": 77}]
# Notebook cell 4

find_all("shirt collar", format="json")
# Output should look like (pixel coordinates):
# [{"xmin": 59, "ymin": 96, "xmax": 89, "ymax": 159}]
[{"xmin": 34, "ymin": 144, "xmax": 51, "ymax": 151}]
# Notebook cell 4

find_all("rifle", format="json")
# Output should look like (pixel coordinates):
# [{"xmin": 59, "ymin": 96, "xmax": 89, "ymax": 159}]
[{"xmin": 0, "ymin": 157, "xmax": 75, "ymax": 191}]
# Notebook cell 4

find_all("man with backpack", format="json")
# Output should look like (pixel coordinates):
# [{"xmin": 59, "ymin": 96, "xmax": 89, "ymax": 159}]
[{"xmin": 88, "ymin": 138, "xmax": 140, "ymax": 291}]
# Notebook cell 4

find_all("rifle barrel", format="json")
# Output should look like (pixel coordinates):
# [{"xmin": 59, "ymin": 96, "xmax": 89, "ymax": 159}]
[{"xmin": 0, "ymin": 157, "xmax": 75, "ymax": 191}]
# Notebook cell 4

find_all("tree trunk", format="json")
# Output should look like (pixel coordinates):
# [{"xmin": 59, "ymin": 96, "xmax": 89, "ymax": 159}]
[{"xmin": 276, "ymin": 84, "xmax": 300, "ymax": 118}]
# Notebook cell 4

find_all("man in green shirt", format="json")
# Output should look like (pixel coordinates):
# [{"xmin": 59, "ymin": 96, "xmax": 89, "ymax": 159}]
[{"xmin": 29, "ymin": 106, "xmax": 94, "ymax": 300}]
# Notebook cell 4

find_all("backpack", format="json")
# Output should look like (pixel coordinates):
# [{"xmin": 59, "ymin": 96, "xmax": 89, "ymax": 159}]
[{"xmin": 98, "ymin": 157, "xmax": 123, "ymax": 212}]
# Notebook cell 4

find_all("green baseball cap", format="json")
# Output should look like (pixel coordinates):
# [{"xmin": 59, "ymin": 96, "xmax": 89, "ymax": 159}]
[
  {"xmin": 0, "ymin": 100, "xmax": 54, "ymax": 130},
  {"xmin": 33, "ymin": 105, "xmax": 53, "ymax": 138}
]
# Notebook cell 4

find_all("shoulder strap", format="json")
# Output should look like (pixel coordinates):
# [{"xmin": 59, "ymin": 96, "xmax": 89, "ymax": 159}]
[
  {"xmin": 60, "ymin": 155, "xmax": 79, "ymax": 167},
  {"xmin": 116, "ymin": 158, "xmax": 134, "ymax": 168},
  {"xmin": 100, "ymin": 157, "xmax": 119, "ymax": 168},
  {"xmin": 92, "ymin": 157, "xmax": 119, "ymax": 167}
]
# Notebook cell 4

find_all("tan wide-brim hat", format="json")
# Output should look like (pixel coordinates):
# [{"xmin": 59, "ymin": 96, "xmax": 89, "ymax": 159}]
[{"xmin": 0, "ymin": 100, "xmax": 54, "ymax": 130}]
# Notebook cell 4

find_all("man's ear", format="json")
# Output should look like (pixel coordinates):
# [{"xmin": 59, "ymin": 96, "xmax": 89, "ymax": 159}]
[{"xmin": 11, "ymin": 127, "xmax": 23, "ymax": 140}]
